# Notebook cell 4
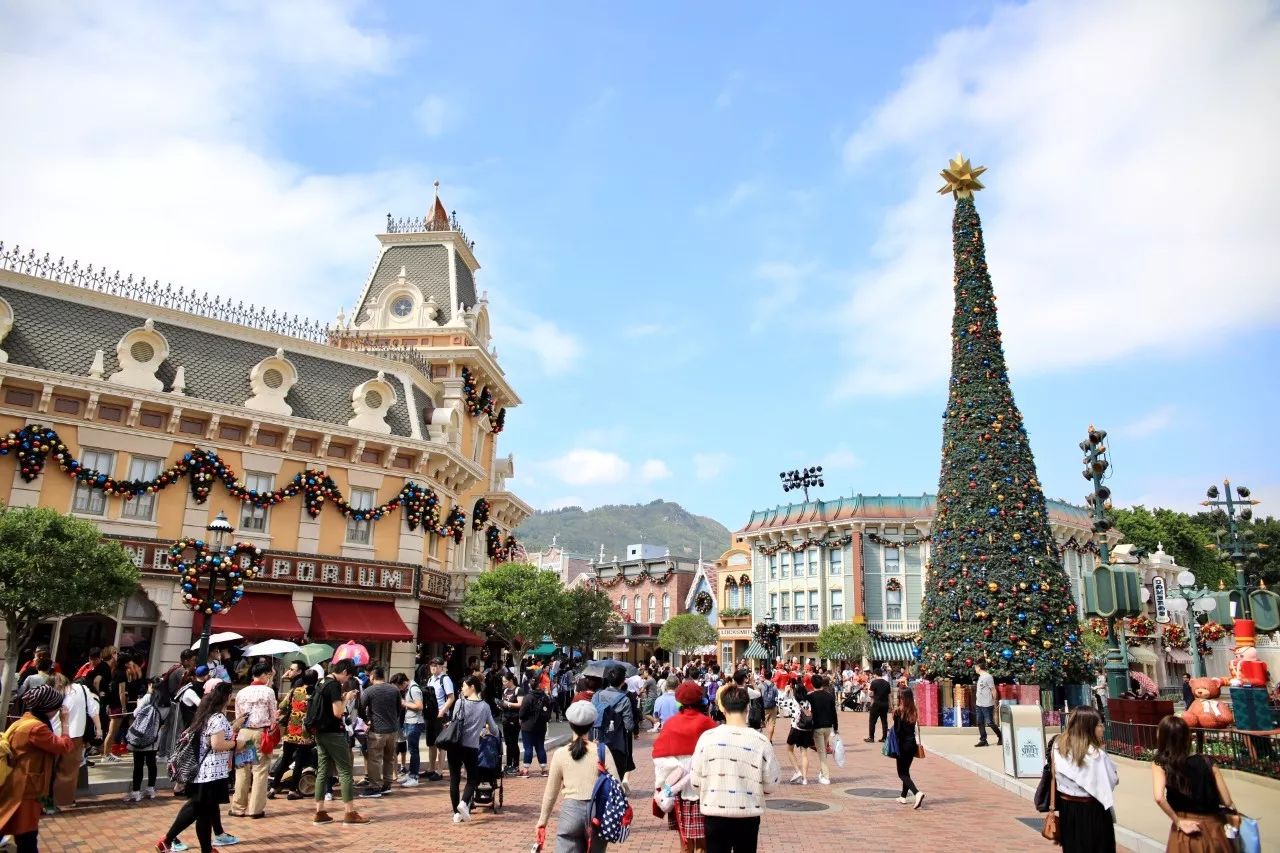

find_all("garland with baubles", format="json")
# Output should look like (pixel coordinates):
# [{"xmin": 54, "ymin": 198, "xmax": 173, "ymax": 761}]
[
  {"xmin": 169, "ymin": 538, "xmax": 263, "ymax": 616},
  {"xmin": 758, "ymin": 534, "xmax": 853, "ymax": 556},
  {"xmin": 0, "ymin": 425, "xmax": 466, "ymax": 543},
  {"xmin": 486, "ymin": 525, "xmax": 521, "ymax": 562},
  {"xmin": 461, "ymin": 367, "xmax": 506, "ymax": 434},
  {"xmin": 472, "ymin": 497, "xmax": 491, "ymax": 530},
  {"xmin": 594, "ymin": 566, "xmax": 675, "ymax": 587},
  {"xmin": 866, "ymin": 532, "xmax": 932, "ymax": 547},
  {"xmin": 753, "ymin": 621, "xmax": 781, "ymax": 646},
  {"xmin": 867, "ymin": 627, "xmax": 924, "ymax": 646},
  {"xmin": 694, "ymin": 591, "xmax": 713, "ymax": 614},
  {"xmin": 1199, "ymin": 621, "xmax": 1228, "ymax": 642}
]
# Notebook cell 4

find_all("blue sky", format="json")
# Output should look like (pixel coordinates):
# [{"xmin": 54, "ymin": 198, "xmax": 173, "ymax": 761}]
[{"xmin": 2, "ymin": 1, "xmax": 1277, "ymax": 536}]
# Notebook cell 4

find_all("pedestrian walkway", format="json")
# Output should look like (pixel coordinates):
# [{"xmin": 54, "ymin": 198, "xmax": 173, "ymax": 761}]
[
  {"xmin": 39, "ymin": 710, "xmax": 1087, "ymax": 852},
  {"xmin": 923, "ymin": 724, "xmax": 1280, "ymax": 853}
]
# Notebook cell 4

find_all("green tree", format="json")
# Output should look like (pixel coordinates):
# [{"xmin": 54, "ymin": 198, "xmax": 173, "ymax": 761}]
[
  {"xmin": 0, "ymin": 505, "xmax": 140, "ymax": 713},
  {"xmin": 458, "ymin": 562, "xmax": 564, "ymax": 657},
  {"xmin": 1078, "ymin": 622, "xmax": 1109, "ymax": 663},
  {"xmin": 1110, "ymin": 506, "xmax": 1230, "ymax": 589},
  {"xmin": 918, "ymin": 163, "xmax": 1088, "ymax": 685},
  {"xmin": 657, "ymin": 613, "xmax": 717, "ymax": 657},
  {"xmin": 816, "ymin": 622, "xmax": 871, "ymax": 664},
  {"xmin": 549, "ymin": 586, "xmax": 620, "ymax": 659}
]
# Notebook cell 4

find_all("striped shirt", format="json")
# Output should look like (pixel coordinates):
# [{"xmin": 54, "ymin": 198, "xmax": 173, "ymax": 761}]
[{"xmin": 689, "ymin": 724, "xmax": 780, "ymax": 817}]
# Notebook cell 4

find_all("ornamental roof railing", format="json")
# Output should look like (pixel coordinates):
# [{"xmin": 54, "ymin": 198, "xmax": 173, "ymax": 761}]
[{"xmin": 384, "ymin": 211, "xmax": 476, "ymax": 250}]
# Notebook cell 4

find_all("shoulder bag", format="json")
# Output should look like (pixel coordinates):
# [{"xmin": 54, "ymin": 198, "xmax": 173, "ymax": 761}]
[
  {"xmin": 435, "ymin": 699, "xmax": 465, "ymax": 750},
  {"xmin": 1041, "ymin": 748, "xmax": 1060, "ymax": 844},
  {"xmin": 916, "ymin": 722, "xmax": 926, "ymax": 759}
]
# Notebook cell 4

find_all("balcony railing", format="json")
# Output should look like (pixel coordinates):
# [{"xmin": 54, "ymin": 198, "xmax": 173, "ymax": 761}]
[
  {"xmin": 867, "ymin": 619, "xmax": 920, "ymax": 633},
  {"xmin": 1106, "ymin": 721, "xmax": 1280, "ymax": 779},
  {"xmin": 385, "ymin": 211, "xmax": 475, "ymax": 250}
]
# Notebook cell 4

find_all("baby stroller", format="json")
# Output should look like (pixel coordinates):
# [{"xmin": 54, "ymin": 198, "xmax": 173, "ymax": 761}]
[{"xmin": 471, "ymin": 730, "xmax": 504, "ymax": 814}]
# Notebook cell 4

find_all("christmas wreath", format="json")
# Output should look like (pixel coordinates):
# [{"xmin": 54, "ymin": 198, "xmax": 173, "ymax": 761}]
[
  {"xmin": 694, "ymin": 591, "xmax": 713, "ymax": 614},
  {"xmin": 753, "ymin": 621, "xmax": 781, "ymax": 646},
  {"xmin": 1199, "ymin": 621, "xmax": 1228, "ymax": 642},
  {"xmin": 1126, "ymin": 613, "xmax": 1157, "ymax": 640},
  {"xmin": 170, "ymin": 539, "xmax": 262, "ymax": 616},
  {"xmin": 1161, "ymin": 622, "xmax": 1189, "ymax": 651}
]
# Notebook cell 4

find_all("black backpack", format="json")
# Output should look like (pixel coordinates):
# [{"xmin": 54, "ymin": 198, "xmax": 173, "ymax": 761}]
[
  {"xmin": 596, "ymin": 696, "xmax": 630, "ymax": 753},
  {"xmin": 303, "ymin": 678, "xmax": 332, "ymax": 734},
  {"xmin": 538, "ymin": 691, "xmax": 553, "ymax": 725},
  {"xmin": 747, "ymin": 695, "xmax": 764, "ymax": 730},
  {"xmin": 1034, "ymin": 736, "xmax": 1059, "ymax": 812}
]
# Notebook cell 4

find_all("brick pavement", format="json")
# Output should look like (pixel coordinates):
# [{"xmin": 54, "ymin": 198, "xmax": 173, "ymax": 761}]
[{"xmin": 36, "ymin": 711, "xmax": 1072, "ymax": 853}]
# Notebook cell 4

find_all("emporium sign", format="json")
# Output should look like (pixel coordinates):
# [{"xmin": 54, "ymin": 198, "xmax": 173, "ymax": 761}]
[{"xmin": 108, "ymin": 535, "xmax": 416, "ymax": 595}]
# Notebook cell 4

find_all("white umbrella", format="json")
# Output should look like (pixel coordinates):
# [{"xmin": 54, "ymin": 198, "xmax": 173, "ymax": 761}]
[
  {"xmin": 190, "ymin": 631, "xmax": 244, "ymax": 650},
  {"xmin": 242, "ymin": 639, "xmax": 301, "ymax": 657}
]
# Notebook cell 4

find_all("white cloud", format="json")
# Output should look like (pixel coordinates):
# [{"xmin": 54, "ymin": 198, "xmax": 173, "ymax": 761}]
[
  {"xmin": 693, "ymin": 452, "xmax": 732, "ymax": 481},
  {"xmin": 1116, "ymin": 405, "xmax": 1177, "ymax": 439},
  {"xmin": 414, "ymin": 94, "xmax": 453, "ymax": 138},
  {"xmin": 639, "ymin": 459, "xmax": 672, "ymax": 482},
  {"xmin": 750, "ymin": 261, "xmax": 816, "ymax": 332},
  {"xmin": 695, "ymin": 180, "xmax": 761, "ymax": 219},
  {"xmin": 820, "ymin": 445, "xmax": 861, "ymax": 471},
  {"xmin": 543, "ymin": 496, "xmax": 585, "ymax": 511},
  {"xmin": 836, "ymin": 0, "xmax": 1280, "ymax": 396},
  {"xmin": 546, "ymin": 450, "xmax": 631, "ymax": 486},
  {"xmin": 489, "ymin": 305, "xmax": 584, "ymax": 375}
]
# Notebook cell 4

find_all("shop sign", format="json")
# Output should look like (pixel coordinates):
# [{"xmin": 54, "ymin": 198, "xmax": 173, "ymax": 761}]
[{"xmin": 1152, "ymin": 576, "xmax": 1169, "ymax": 624}]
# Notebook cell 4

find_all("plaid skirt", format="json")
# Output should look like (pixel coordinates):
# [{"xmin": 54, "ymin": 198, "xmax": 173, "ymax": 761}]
[{"xmin": 674, "ymin": 797, "xmax": 705, "ymax": 841}]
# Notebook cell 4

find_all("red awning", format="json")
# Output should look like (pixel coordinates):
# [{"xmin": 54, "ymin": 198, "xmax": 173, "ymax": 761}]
[
  {"xmin": 310, "ymin": 598, "xmax": 413, "ymax": 643},
  {"xmin": 418, "ymin": 606, "xmax": 485, "ymax": 646},
  {"xmin": 191, "ymin": 593, "xmax": 305, "ymax": 642}
]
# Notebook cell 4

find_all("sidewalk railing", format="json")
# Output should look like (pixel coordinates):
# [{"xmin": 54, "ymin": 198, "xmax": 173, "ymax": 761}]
[{"xmin": 1106, "ymin": 721, "xmax": 1280, "ymax": 779}]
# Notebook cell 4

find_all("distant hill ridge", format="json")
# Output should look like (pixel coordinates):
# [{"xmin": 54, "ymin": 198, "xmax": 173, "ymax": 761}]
[{"xmin": 516, "ymin": 500, "xmax": 732, "ymax": 560}]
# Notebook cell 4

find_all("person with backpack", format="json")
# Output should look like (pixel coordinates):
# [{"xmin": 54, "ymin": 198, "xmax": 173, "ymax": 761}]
[
  {"xmin": 52, "ymin": 674, "xmax": 100, "ymax": 808},
  {"xmin": 0, "ymin": 685, "xmax": 74, "ymax": 852},
  {"xmin": 499, "ymin": 672, "xmax": 522, "ymax": 775},
  {"xmin": 270, "ymin": 669, "xmax": 317, "ymax": 800},
  {"xmin": 653, "ymin": 681, "xmax": 718, "ymax": 853},
  {"xmin": 307, "ymin": 660, "xmax": 370, "ymax": 826},
  {"xmin": 703, "ymin": 667, "xmax": 723, "ymax": 724},
  {"xmin": 174, "ymin": 667, "xmax": 208, "ymax": 733},
  {"xmin": 422, "ymin": 657, "xmax": 455, "ymax": 783},
  {"xmin": 156, "ymin": 682, "xmax": 241, "ymax": 853},
  {"xmin": 446, "ymin": 675, "xmax": 499, "ymax": 823},
  {"xmin": 535, "ymin": 700, "xmax": 620, "ymax": 853},
  {"xmin": 123, "ymin": 678, "xmax": 167, "ymax": 803},
  {"xmin": 590, "ymin": 666, "xmax": 635, "ymax": 786},
  {"xmin": 734, "ymin": 670, "xmax": 764, "ymax": 733},
  {"xmin": 518, "ymin": 672, "xmax": 552, "ymax": 777},
  {"xmin": 690, "ymin": 684, "xmax": 781, "ymax": 853},
  {"xmin": 399, "ymin": 669, "xmax": 426, "ymax": 787},
  {"xmin": 759, "ymin": 673, "xmax": 779, "ymax": 742}
]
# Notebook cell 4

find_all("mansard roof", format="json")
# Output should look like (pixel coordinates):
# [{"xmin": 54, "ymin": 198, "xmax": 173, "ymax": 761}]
[{"xmin": 739, "ymin": 493, "xmax": 1093, "ymax": 534}]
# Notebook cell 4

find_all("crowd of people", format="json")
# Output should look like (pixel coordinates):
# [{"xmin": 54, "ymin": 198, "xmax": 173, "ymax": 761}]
[{"xmin": 0, "ymin": 645, "xmax": 1260, "ymax": 853}]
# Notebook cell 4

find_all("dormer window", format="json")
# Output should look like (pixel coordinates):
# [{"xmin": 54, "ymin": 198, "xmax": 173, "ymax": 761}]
[{"xmin": 391, "ymin": 296, "xmax": 414, "ymax": 318}]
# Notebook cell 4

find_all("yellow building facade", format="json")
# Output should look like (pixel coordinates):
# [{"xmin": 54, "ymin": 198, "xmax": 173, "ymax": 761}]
[{"xmin": 0, "ymin": 194, "xmax": 531, "ymax": 678}]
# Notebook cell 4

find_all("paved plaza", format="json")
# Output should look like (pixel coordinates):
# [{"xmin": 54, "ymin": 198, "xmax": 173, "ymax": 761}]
[{"xmin": 39, "ymin": 711, "xmax": 1073, "ymax": 853}]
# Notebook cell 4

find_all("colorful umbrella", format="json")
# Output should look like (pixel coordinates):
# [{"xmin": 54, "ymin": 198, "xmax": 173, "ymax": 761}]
[
  {"xmin": 1129, "ymin": 669, "xmax": 1159, "ymax": 696},
  {"xmin": 331, "ymin": 640, "xmax": 370, "ymax": 667},
  {"xmin": 286, "ymin": 643, "xmax": 335, "ymax": 667}
]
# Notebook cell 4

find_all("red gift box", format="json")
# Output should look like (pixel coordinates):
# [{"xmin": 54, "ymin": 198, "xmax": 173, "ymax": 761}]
[
  {"xmin": 1017, "ymin": 685, "xmax": 1039, "ymax": 705},
  {"xmin": 916, "ymin": 680, "xmax": 939, "ymax": 727}
]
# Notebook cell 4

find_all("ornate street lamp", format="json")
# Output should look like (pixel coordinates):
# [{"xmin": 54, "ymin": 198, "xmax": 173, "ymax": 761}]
[{"xmin": 1164, "ymin": 570, "xmax": 1217, "ymax": 678}]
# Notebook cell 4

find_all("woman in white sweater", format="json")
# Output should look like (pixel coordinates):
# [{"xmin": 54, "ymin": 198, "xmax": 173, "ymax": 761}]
[{"xmin": 1052, "ymin": 706, "xmax": 1119, "ymax": 853}]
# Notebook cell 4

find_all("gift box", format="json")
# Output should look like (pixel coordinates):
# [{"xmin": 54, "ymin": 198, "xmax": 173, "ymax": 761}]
[
  {"xmin": 1229, "ymin": 687, "xmax": 1277, "ymax": 732},
  {"xmin": 916, "ymin": 680, "xmax": 939, "ymax": 727},
  {"xmin": 1062, "ymin": 684, "xmax": 1092, "ymax": 710},
  {"xmin": 953, "ymin": 684, "xmax": 974, "ymax": 712},
  {"xmin": 1017, "ymin": 685, "xmax": 1039, "ymax": 705},
  {"xmin": 997, "ymin": 684, "xmax": 1018, "ymax": 701},
  {"xmin": 942, "ymin": 707, "xmax": 972, "ymax": 727}
]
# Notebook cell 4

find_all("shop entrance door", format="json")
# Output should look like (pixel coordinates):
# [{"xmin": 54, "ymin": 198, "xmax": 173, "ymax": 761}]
[{"xmin": 56, "ymin": 614, "xmax": 116, "ymax": 677}]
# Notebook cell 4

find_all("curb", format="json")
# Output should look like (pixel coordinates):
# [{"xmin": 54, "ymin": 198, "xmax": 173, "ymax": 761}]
[{"xmin": 934, "ymin": 749, "xmax": 1165, "ymax": 853}]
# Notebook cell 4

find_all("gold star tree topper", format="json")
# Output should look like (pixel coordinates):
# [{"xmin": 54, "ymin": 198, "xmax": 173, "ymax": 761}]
[{"xmin": 938, "ymin": 154, "xmax": 987, "ymax": 199}]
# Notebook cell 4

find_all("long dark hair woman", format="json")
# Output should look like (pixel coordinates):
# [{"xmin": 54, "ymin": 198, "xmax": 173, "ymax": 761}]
[
  {"xmin": 535, "ymin": 700, "xmax": 619, "ymax": 853},
  {"xmin": 891, "ymin": 686, "xmax": 924, "ymax": 808},
  {"xmin": 447, "ymin": 674, "xmax": 499, "ymax": 823},
  {"xmin": 158, "ymin": 682, "xmax": 244, "ymax": 853},
  {"xmin": 1152, "ymin": 715, "xmax": 1236, "ymax": 852},
  {"xmin": 1052, "ymin": 706, "xmax": 1119, "ymax": 853}
]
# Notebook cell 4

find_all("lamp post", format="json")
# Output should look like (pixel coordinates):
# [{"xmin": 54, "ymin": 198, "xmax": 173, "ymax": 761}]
[
  {"xmin": 1165, "ymin": 570, "xmax": 1217, "ymax": 678},
  {"xmin": 195, "ymin": 511, "xmax": 235, "ymax": 667},
  {"xmin": 1081, "ymin": 425, "xmax": 1132, "ymax": 699},
  {"xmin": 1201, "ymin": 480, "xmax": 1262, "ymax": 619}
]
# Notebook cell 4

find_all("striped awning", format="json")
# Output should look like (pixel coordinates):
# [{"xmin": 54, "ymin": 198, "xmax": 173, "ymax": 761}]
[
  {"xmin": 1165, "ymin": 648, "xmax": 1192, "ymax": 664},
  {"xmin": 743, "ymin": 640, "xmax": 771, "ymax": 659},
  {"xmin": 1126, "ymin": 644, "xmax": 1158, "ymax": 665},
  {"xmin": 872, "ymin": 638, "xmax": 918, "ymax": 662}
]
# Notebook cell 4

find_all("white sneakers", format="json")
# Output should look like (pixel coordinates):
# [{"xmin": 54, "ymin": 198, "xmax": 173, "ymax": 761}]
[
  {"xmin": 914, "ymin": 792, "xmax": 925, "ymax": 809},
  {"xmin": 788, "ymin": 772, "xmax": 803, "ymax": 784},
  {"xmin": 122, "ymin": 791, "xmax": 141, "ymax": 803},
  {"xmin": 817, "ymin": 775, "xmax": 830, "ymax": 785},
  {"xmin": 896, "ymin": 796, "xmax": 909, "ymax": 804},
  {"xmin": 143, "ymin": 786, "xmax": 157, "ymax": 800},
  {"xmin": 456, "ymin": 802, "xmax": 470, "ymax": 823},
  {"xmin": 400, "ymin": 776, "xmax": 419, "ymax": 787}
]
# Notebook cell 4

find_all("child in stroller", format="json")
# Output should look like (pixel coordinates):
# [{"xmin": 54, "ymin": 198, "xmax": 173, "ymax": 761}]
[{"xmin": 470, "ymin": 728, "xmax": 504, "ymax": 813}]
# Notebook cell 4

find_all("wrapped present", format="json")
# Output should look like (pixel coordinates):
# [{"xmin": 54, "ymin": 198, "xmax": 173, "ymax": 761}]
[
  {"xmin": 953, "ymin": 684, "xmax": 975, "ymax": 712},
  {"xmin": 1229, "ymin": 687, "xmax": 1277, "ymax": 732},
  {"xmin": 997, "ymin": 684, "xmax": 1018, "ymax": 701},
  {"xmin": 938, "ymin": 678, "xmax": 955, "ymax": 709},
  {"xmin": 916, "ymin": 680, "xmax": 939, "ymax": 727},
  {"xmin": 1017, "ymin": 685, "xmax": 1039, "ymax": 705},
  {"xmin": 942, "ymin": 707, "xmax": 973, "ymax": 727}
]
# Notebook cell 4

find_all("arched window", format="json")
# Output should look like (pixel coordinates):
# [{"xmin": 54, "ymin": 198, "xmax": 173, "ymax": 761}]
[
  {"xmin": 728, "ymin": 584, "xmax": 740, "ymax": 608},
  {"xmin": 662, "ymin": 593, "xmax": 671, "ymax": 621},
  {"xmin": 648, "ymin": 594, "xmax": 656, "ymax": 623},
  {"xmin": 742, "ymin": 581, "xmax": 752, "ymax": 609},
  {"xmin": 634, "ymin": 594, "xmax": 642, "ymax": 620},
  {"xmin": 619, "ymin": 595, "xmax": 628, "ymax": 614}
]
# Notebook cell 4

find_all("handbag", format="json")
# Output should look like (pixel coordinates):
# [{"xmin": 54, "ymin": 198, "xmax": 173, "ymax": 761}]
[
  {"xmin": 1237, "ymin": 814, "xmax": 1260, "ymax": 853},
  {"xmin": 882, "ymin": 726, "xmax": 899, "ymax": 758},
  {"xmin": 260, "ymin": 722, "xmax": 281, "ymax": 755},
  {"xmin": 435, "ymin": 701, "xmax": 464, "ymax": 750},
  {"xmin": 1034, "ymin": 736, "xmax": 1058, "ymax": 812},
  {"xmin": 1041, "ymin": 749, "xmax": 1060, "ymax": 844},
  {"xmin": 916, "ymin": 724, "xmax": 925, "ymax": 759}
]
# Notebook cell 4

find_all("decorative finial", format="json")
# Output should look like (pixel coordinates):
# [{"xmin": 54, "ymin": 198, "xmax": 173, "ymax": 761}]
[
  {"xmin": 433, "ymin": 179, "xmax": 440, "ymax": 197},
  {"xmin": 938, "ymin": 154, "xmax": 987, "ymax": 199}
]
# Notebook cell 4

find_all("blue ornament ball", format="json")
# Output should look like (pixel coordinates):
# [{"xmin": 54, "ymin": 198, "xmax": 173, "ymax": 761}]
[{"xmin": 1001, "ymin": 648, "xmax": 1013, "ymax": 660}]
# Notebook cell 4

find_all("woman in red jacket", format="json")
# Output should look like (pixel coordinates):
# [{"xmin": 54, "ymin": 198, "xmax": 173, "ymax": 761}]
[
  {"xmin": 652, "ymin": 681, "xmax": 718, "ymax": 853},
  {"xmin": 0, "ymin": 685, "xmax": 75, "ymax": 853}
]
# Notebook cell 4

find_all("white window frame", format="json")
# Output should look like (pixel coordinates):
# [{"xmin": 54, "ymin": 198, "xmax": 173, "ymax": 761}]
[
  {"xmin": 780, "ymin": 592, "xmax": 791, "ymax": 621},
  {"xmin": 886, "ymin": 580, "xmax": 903, "ymax": 621},
  {"xmin": 72, "ymin": 448, "xmax": 114, "ymax": 517},
  {"xmin": 829, "ymin": 548, "xmax": 842, "ymax": 575},
  {"xmin": 884, "ymin": 545, "xmax": 900, "ymax": 574},
  {"xmin": 633, "ymin": 594, "xmax": 642, "ymax": 620},
  {"xmin": 728, "ymin": 584, "xmax": 739, "ymax": 608},
  {"xmin": 240, "ymin": 471, "xmax": 274, "ymax": 533},
  {"xmin": 769, "ymin": 555, "xmax": 778, "ymax": 579},
  {"xmin": 120, "ymin": 455, "xmax": 161, "ymax": 521},
  {"xmin": 780, "ymin": 552, "xmax": 790, "ymax": 578},
  {"xmin": 662, "ymin": 593, "xmax": 671, "ymax": 621},
  {"xmin": 830, "ymin": 590, "xmax": 843, "ymax": 621},
  {"xmin": 808, "ymin": 590, "xmax": 819, "ymax": 618},
  {"xmin": 345, "ymin": 487, "xmax": 376, "ymax": 545},
  {"xmin": 647, "ymin": 594, "xmax": 656, "ymax": 623},
  {"xmin": 769, "ymin": 592, "xmax": 778, "ymax": 619},
  {"xmin": 742, "ymin": 583, "xmax": 752, "ymax": 609},
  {"xmin": 807, "ymin": 548, "xmax": 819, "ymax": 577},
  {"xmin": 619, "ymin": 595, "xmax": 629, "ymax": 614}
]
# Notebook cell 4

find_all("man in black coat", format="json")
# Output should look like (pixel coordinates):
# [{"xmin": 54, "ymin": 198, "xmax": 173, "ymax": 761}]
[{"xmin": 863, "ymin": 668, "xmax": 891, "ymax": 743}]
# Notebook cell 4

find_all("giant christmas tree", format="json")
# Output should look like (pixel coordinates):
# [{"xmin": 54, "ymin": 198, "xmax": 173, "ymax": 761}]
[{"xmin": 918, "ymin": 156, "xmax": 1089, "ymax": 684}]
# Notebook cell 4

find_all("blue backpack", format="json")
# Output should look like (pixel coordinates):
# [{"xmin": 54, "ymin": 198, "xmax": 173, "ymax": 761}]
[
  {"xmin": 587, "ymin": 743, "xmax": 633, "ymax": 844},
  {"xmin": 594, "ymin": 693, "xmax": 630, "ymax": 753}
]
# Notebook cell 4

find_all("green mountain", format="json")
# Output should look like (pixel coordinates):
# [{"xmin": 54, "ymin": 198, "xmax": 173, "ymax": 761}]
[{"xmin": 516, "ymin": 500, "xmax": 733, "ymax": 560}]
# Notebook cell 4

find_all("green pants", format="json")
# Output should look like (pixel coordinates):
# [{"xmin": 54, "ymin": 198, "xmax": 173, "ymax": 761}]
[{"xmin": 314, "ymin": 732, "xmax": 354, "ymax": 804}]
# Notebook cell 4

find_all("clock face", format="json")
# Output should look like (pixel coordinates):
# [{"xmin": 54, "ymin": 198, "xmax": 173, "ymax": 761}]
[{"xmin": 391, "ymin": 296, "xmax": 414, "ymax": 318}]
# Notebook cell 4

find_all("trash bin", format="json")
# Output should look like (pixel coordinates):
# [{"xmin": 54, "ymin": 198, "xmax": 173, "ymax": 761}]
[{"xmin": 999, "ymin": 703, "xmax": 1046, "ymax": 778}]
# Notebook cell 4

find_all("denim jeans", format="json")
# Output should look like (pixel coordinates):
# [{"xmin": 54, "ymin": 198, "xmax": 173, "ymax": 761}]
[
  {"xmin": 403, "ymin": 722, "xmax": 426, "ymax": 775},
  {"xmin": 521, "ymin": 728, "xmax": 547, "ymax": 766},
  {"xmin": 975, "ymin": 705, "xmax": 1000, "ymax": 743}
]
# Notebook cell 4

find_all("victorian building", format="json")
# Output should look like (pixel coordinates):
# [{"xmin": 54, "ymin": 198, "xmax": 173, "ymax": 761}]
[
  {"xmin": 586, "ymin": 544, "xmax": 699, "ymax": 664},
  {"xmin": 0, "ymin": 189, "xmax": 531, "ymax": 679},
  {"xmin": 730, "ymin": 493, "xmax": 1108, "ymax": 665}
]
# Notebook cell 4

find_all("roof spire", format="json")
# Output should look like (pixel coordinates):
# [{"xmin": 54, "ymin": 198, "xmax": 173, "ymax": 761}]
[{"xmin": 426, "ymin": 180, "xmax": 449, "ymax": 230}]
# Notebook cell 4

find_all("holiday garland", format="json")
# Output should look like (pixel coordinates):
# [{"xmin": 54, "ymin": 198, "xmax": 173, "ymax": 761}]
[
  {"xmin": 0, "ymin": 425, "xmax": 466, "ymax": 543},
  {"xmin": 472, "ymin": 497, "xmax": 491, "ymax": 530},
  {"xmin": 461, "ymin": 367, "xmax": 506, "ymax": 434},
  {"xmin": 758, "ymin": 534, "xmax": 853, "ymax": 556},
  {"xmin": 866, "ymin": 532, "xmax": 932, "ymax": 547},
  {"xmin": 1199, "ymin": 621, "xmax": 1228, "ymax": 642},
  {"xmin": 1126, "ymin": 613, "xmax": 1157, "ymax": 640},
  {"xmin": 753, "ymin": 621, "xmax": 780, "ymax": 646},
  {"xmin": 486, "ymin": 524, "xmax": 521, "ymax": 562},
  {"xmin": 170, "ymin": 538, "xmax": 263, "ymax": 615},
  {"xmin": 1161, "ymin": 622, "xmax": 1189, "ymax": 651},
  {"xmin": 594, "ymin": 566, "xmax": 675, "ymax": 587}
]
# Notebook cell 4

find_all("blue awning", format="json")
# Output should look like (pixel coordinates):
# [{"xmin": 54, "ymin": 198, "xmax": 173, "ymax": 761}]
[{"xmin": 872, "ymin": 638, "xmax": 918, "ymax": 662}]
